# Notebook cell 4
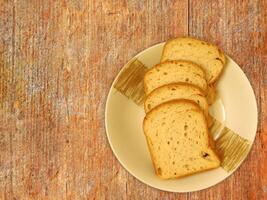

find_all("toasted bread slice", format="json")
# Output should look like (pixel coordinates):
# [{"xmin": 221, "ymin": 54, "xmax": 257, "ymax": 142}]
[
  {"xmin": 161, "ymin": 37, "xmax": 225, "ymax": 84},
  {"xmin": 143, "ymin": 100, "xmax": 220, "ymax": 179},
  {"xmin": 144, "ymin": 60, "xmax": 207, "ymax": 95},
  {"xmin": 144, "ymin": 83, "xmax": 212, "ymax": 126}
]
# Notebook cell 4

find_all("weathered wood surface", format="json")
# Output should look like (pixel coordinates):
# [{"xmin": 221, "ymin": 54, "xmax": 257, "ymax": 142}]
[{"xmin": 0, "ymin": 0, "xmax": 266, "ymax": 199}]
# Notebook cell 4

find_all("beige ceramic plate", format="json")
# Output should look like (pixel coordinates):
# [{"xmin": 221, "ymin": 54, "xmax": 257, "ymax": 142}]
[{"xmin": 105, "ymin": 43, "xmax": 258, "ymax": 192}]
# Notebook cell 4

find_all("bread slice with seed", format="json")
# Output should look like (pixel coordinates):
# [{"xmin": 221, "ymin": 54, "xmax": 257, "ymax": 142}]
[
  {"xmin": 144, "ymin": 60, "xmax": 207, "ymax": 95},
  {"xmin": 143, "ymin": 100, "xmax": 220, "ymax": 179},
  {"xmin": 144, "ymin": 83, "xmax": 212, "ymax": 126},
  {"xmin": 161, "ymin": 37, "xmax": 226, "ymax": 84}
]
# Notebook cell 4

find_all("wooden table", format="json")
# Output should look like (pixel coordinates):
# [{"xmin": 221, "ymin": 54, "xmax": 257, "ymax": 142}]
[{"xmin": 0, "ymin": 1, "xmax": 266, "ymax": 199}]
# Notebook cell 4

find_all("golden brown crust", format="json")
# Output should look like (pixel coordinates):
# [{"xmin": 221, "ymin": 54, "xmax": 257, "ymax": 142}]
[
  {"xmin": 157, "ymin": 164, "xmax": 220, "ymax": 180},
  {"xmin": 144, "ymin": 99, "xmax": 215, "ymax": 145},
  {"xmin": 208, "ymin": 54, "xmax": 227, "ymax": 85},
  {"xmin": 143, "ymin": 82, "xmax": 205, "ymax": 112},
  {"xmin": 200, "ymin": 102, "xmax": 219, "ymax": 161},
  {"xmin": 147, "ymin": 60, "xmax": 206, "ymax": 77},
  {"xmin": 144, "ymin": 84, "xmax": 212, "ymax": 126},
  {"xmin": 207, "ymin": 114, "xmax": 214, "ymax": 127},
  {"xmin": 145, "ymin": 82, "xmax": 206, "ymax": 103},
  {"xmin": 145, "ymin": 99, "xmax": 201, "ymax": 116},
  {"xmin": 206, "ymin": 84, "xmax": 217, "ymax": 105},
  {"xmin": 144, "ymin": 136, "xmax": 160, "ymax": 177}
]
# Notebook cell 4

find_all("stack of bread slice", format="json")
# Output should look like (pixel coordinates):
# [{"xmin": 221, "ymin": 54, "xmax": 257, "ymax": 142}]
[{"xmin": 143, "ymin": 37, "xmax": 225, "ymax": 179}]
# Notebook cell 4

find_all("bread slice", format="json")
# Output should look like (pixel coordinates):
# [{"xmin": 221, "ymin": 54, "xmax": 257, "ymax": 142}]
[
  {"xmin": 161, "ymin": 37, "xmax": 226, "ymax": 84},
  {"xmin": 144, "ymin": 60, "xmax": 207, "ymax": 95},
  {"xmin": 143, "ymin": 100, "xmax": 220, "ymax": 179},
  {"xmin": 144, "ymin": 83, "xmax": 212, "ymax": 126}
]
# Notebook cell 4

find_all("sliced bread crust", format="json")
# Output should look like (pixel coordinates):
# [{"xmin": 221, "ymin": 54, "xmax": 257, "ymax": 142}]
[
  {"xmin": 161, "ymin": 37, "xmax": 226, "ymax": 84},
  {"xmin": 144, "ymin": 83, "xmax": 212, "ymax": 126},
  {"xmin": 143, "ymin": 100, "xmax": 220, "ymax": 179},
  {"xmin": 144, "ymin": 60, "xmax": 207, "ymax": 95}
]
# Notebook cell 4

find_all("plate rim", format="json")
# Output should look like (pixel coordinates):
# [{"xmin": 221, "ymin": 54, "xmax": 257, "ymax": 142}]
[{"xmin": 104, "ymin": 42, "xmax": 258, "ymax": 192}]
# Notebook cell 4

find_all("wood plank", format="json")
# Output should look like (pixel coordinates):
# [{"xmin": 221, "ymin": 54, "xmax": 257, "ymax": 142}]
[
  {"xmin": 0, "ymin": 0, "xmax": 189, "ymax": 199},
  {"xmin": 0, "ymin": 0, "xmax": 266, "ymax": 199},
  {"xmin": 189, "ymin": 0, "xmax": 267, "ymax": 199},
  {"xmin": 0, "ymin": 1, "xmax": 18, "ymax": 199}
]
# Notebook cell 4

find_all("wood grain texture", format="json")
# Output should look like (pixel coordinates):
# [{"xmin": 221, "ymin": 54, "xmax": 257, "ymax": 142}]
[
  {"xmin": 189, "ymin": 1, "xmax": 267, "ymax": 199},
  {"xmin": 0, "ymin": 0, "xmax": 265, "ymax": 199}
]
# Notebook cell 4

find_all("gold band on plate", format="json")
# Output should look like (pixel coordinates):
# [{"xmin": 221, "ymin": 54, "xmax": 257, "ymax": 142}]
[{"xmin": 113, "ymin": 59, "xmax": 251, "ymax": 172}]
